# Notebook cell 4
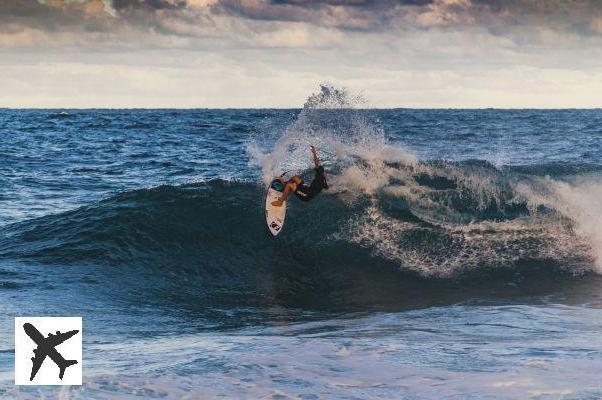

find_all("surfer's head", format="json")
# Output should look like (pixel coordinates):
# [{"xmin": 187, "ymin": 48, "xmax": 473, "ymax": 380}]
[{"xmin": 290, "ymin": 176, "xmax": 304, "ymax": 186}]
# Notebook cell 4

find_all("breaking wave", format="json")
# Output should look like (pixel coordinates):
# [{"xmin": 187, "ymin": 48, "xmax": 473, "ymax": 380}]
[
  {"xmin": 247, "ymin": 84, "xmax": 600, "ymax": 276},
  {"xmin": 0, "ymin": 169, "xmax": 598, "ymax": 278}
]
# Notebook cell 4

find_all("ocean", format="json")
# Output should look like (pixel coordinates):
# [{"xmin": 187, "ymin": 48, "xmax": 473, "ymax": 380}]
[{"xmin": 1, "ymin": 91, "xmax": 602, "ymax": 398}]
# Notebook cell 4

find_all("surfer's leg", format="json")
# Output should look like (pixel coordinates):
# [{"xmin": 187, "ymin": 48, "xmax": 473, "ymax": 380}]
[{"xmin": 309, "ymin": 166, "xmax": 328, "ymax": 193}]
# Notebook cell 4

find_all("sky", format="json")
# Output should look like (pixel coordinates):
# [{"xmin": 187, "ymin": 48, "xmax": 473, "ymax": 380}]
[{"xmin": 1, "ymin": 0, "xmax": 602, "ymax": 108}]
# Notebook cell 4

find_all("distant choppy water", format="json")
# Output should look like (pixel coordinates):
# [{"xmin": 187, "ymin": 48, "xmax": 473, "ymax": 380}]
[{"xmin": 1, "ymin": 106, "xmax": 602, "ymax": 399}]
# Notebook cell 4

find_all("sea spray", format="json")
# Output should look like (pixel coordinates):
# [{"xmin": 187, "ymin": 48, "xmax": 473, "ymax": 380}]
[
  {"xmin": 517, "ymin": 175, "xmax": 602, "ymax": 271},
  {"xmin": 247, "ymin": 84, "xmax": 416, "ymax": 184},
  {"xmin": 248, "ymin": 85, "xmax": 597, "ymax": 276}
]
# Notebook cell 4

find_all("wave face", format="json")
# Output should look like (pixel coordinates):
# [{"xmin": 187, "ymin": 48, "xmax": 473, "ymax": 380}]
[{"xmin": 1, "ymin": 166, "xmax": 597, "ymax": 274}]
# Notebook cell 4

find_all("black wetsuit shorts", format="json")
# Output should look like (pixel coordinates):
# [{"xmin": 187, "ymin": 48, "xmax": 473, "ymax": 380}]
[{"xmin": 294, "ymin": 166, "xmax": 328, "ymax": 202}]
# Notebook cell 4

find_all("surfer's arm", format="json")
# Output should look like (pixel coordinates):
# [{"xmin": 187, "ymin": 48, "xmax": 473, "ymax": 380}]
[
  {"xmin": 271, "ymin": 181, "xmax": 297, "ymax": 206},
  {"xmin": 279, "ymin": 181, "xmax": 297, "ymax": 201},
  {"xmin": 310, "ymin": 146, "xmax": 320, "ymax": 168}
]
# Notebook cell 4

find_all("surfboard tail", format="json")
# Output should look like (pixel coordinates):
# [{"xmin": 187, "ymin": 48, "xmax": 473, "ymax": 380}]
[{"xmin": 58, "ymin": 359, "xmax": 78, "ymax": 380}]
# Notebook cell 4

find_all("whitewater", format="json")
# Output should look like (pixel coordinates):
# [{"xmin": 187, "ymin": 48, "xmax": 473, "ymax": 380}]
[{"xmin": 1, "ymin": 86, "xmax": 602, "ymax": 398}]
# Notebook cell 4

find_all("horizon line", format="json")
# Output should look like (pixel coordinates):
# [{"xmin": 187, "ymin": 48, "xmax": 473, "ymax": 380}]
[{"xmin": 2, "ymin": 107, "xmax": 602, "ymax": 111}]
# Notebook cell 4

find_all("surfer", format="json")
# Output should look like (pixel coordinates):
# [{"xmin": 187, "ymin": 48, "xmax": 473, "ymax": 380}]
[{"xmin": 271, "ymin": 146, "xmax": 328, "ymax": 207}]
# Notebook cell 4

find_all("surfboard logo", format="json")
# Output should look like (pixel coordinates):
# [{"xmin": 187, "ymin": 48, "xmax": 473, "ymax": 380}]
[{"xmin": 270, "ymin": 222, "xmax": 280, "ymax": 231}]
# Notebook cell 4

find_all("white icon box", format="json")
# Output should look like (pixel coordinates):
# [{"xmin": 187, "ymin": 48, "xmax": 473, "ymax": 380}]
[{"xmin": 14, "ymin": 317, "xmax": 82, "ymax": 385}]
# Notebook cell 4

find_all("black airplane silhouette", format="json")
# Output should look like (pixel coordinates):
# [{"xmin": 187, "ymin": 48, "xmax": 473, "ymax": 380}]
[{"xmin": 23, "ymin": 323, "xmax": 79, "ymax": 381}]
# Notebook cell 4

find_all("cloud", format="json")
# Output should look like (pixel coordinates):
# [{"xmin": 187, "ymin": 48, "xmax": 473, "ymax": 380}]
[
  {"xmin": 207, "ymin": 0, "xmax": 602, "ymax": 35},
  {"xmin": 1, "ymin": 0, "xmax": 602, "ymax": 107},
  {"xmin": 211, "ymin": 0, "xmax": 386, "ymax": 30},
  {"xmin": 2, "ymin": 0, "xmax": 602, "ymax": 48},
  {"xmin": 0, "ymin": 0, "xmax": 116, "ymax": 46}
]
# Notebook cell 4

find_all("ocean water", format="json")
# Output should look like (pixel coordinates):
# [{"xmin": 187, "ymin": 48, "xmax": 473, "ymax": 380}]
[{"xmin": 1, "ymin": 91, "xmax": 602, "ymax": 398}]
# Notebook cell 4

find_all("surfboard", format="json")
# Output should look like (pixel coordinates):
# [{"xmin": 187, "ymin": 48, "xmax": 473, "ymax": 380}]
[{"xmin": 265, "ymin": 178, "xmax": 287, "ymax": 236}]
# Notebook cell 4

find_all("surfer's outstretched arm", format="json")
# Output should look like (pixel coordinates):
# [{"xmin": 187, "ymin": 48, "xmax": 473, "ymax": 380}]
[{"xmin": 310, "ymin": 145, "xmax": 320, "ymax": 168}]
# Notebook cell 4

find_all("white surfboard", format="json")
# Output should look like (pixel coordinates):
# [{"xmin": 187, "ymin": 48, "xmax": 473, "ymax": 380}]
[{"xmin": 265, "ymin": 178, "xmax": 287, "ymax": 236}]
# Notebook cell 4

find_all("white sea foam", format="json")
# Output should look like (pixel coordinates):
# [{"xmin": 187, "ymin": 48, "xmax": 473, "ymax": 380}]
[
  {"xmin": 249, "ymin": 84, "xmax": 599, "ymax": 276},
  {"xmin": 516, "ymin": 175, "xmax": 602, "ymax": 271}
]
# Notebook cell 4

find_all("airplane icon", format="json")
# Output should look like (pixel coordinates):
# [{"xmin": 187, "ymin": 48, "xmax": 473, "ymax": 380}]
[{"xmin": 23, "ymin": 323, "xmax": 79, "ymax": 381}]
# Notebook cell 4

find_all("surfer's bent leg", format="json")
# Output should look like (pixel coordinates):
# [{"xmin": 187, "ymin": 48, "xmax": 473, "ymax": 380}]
[{"xmin": 308, "ymin": 166, "xmax": 328, "ymax": 192}]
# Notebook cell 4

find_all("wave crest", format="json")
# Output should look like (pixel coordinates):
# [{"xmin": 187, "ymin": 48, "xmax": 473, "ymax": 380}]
[{"xmin": 247, "ymin": 85, "xmax": 600, "ymax": 276}]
